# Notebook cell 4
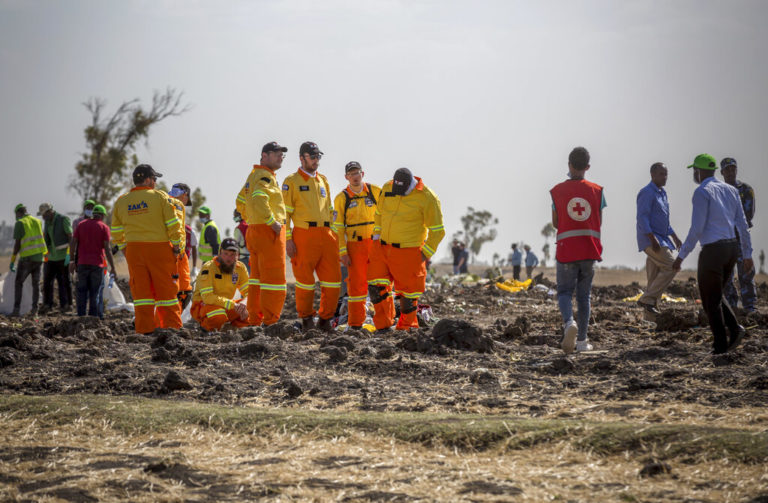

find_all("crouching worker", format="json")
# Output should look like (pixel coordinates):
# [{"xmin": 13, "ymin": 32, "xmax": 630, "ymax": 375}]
[{"xmin": 191, "ymin": 238, "xmax": 250, "ymax": 331}]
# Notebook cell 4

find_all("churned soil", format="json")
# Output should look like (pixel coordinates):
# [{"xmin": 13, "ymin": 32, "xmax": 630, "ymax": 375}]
[{"xmin": 1, "ymin": 279, "xmax": 767, "ymax": 416}]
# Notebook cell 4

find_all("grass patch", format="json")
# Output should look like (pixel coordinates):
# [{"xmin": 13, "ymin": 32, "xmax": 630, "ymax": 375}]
[{"xmin": 1, "ymin": 394, "xmax": 765, "ymax": 463}]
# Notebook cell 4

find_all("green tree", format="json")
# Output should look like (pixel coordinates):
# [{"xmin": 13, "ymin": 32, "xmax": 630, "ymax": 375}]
[
  {"xmin": 760, "ymin": 249, "xmax": 765, "ymax": 274},
  {"xmin": 69, "ymin": 88, "xmax": 190, "ymax": 210},
  {"xmin": 459, "ymin": 207, "xmax": 498, "ymax": 263},
  {"xmin": 540, "ymin": 222, "xmax": 556, "ymax": 267}
]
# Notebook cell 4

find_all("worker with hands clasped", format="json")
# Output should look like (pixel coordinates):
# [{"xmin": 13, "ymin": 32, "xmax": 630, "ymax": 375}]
[
  {"xmin": 368, "ymin": 167, "xmax": 445, "ymax": 331},
  {"xmin": 190, "ymin": 237, "xmax": 250, "ymax": 331},
  {"xmin": 110, "ymin": 164, "xmax": 185, "ymax": 334},
  {"xmin": 332, "ymin": 161, "xmax": 381, "ymax": 329},
  {"xmin": 283, "ymin": 141, "xmax": 341, "ymax": 332},
  {"xmin": 236, "ymin": 141, "xmax": 289, "ymax": 326}
]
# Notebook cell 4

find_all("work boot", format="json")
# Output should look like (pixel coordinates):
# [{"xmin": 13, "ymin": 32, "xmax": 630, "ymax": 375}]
[
  {"xmin": 348, "ymin": 325, "xmax": 363, "ymax": 331},
  {"xmin": 29, "ymin": 306, "xmax": 39, "ymax": 317},
  {"xmin": 637, "ymin": 300, "xmax": 660, "ymax": 315},
  {"xmin": 728, "ymin": 325, "xmax": 745, "ymax": 352},
  {"xmin": 375, "ymin": 327, "xmax": 393, "ymax": 336},
  {"xmin": 317, "ymin": 317, "xmax": 334, "ymax": 333},
  {"xmin": 38, "ymin": 305, "xmax": 50, "ymax": 316},
  {"xmin": 301, "ymin": 316, "xmax": 315, "ymax": 332}
]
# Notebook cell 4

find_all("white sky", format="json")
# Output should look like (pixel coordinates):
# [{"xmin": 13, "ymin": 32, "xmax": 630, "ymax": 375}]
[{"xmin": 1, "ymin": 0, "xmax": 766, "ymax": 268}]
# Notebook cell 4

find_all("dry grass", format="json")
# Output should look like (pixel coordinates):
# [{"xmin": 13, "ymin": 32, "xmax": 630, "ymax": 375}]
[{"xmin": 1, "ymin": 397, "xmax": 767, "ymax": 502}]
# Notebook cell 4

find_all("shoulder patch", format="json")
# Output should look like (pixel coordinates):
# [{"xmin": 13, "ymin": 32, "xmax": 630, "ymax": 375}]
[{"xmin": 282, "ymin": 184, "xmax": 289, "ymax": 191}]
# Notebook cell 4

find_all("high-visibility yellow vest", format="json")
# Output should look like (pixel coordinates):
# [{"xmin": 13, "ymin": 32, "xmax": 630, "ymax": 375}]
[
  {"xmin": 18, "ymin": 215, "xmax": 48, "ymax": 259},
  {"xmin": 199, "ymin": 220, "xmax": 220, "ymax": 263}
]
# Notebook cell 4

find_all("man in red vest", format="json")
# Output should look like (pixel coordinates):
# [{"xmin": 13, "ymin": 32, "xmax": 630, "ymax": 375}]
[{"xmin": 550, "ymin": 147, "xmax": 605, "ymax": 354}]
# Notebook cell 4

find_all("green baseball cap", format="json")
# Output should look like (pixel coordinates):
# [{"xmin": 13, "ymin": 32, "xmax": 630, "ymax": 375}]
[
  {"xmin": 687, "ymin": 153, "xmax": 718, "ymax": 170},
  {"xmin": 14, "ymin": 203, "xmax": 25, "ymax": 213},
  {"xmin": 83, "ymin": 199, "xmax": 96, "ymax": 208},
  {"xmin": 198, "ymin": 206, "xmax": 211, "ymax": 215},
  {"xmin": 93, "ymin": 204, "xmax": 107, "ymax": 215}
]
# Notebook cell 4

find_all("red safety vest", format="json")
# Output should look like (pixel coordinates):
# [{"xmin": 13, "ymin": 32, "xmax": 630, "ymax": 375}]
[{"xmin": 550, "ymin": 179, "xmax": 603, "ymax": 263}]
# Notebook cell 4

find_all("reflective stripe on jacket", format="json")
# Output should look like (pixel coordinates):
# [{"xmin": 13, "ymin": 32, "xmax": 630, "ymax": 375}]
[
  {"xmin": 199, "ymin": 220, "xmax": 221, "ymax": 263},
  {"xmin": 238, "ymin": 165, "xmax": 286, "ymax": 227}
]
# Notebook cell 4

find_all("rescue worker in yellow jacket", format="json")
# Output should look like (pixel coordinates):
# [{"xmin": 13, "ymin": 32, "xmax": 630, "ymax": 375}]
[
  {"xmin": 332, "ymin": 161, "xmax": 381, "ymax": 329},
  {"xmin": 111, "ymin": 164, "xmax": 184, "ymax": 334},
  {"xmin": 368, "ymin": 168, "xmax": 445, "ymax": 331},
  {"xmin": 190, "ymin": 237, "xmax": 250, "ymax": 331},
  {"xmin": 283, "ymin": 141, "xmax": 341, "ymax": 332},
  {"xmin": 235, "ymin": 141, "xmax": 288, "ymax": 326}
]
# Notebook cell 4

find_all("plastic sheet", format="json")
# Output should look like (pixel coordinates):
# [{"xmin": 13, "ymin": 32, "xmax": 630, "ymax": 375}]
[{"xmin": 0, "ymin": 271, "xmax": 33, "ymax": 315}]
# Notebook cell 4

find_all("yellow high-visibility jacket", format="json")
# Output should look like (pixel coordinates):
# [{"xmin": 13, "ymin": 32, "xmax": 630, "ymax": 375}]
[
  {"xmin": 111, "ymin": 187, "xmax": 184, "ymax": 250},
  {"xmin": 282, "ymin": 169, "xmax": 333, "ymax": 239},
  {"xmin": 332, "ymin": 183, "xmax": 381, "ymax": 256},
  {"xmin": 192, "ymin": 257, "xmax": 249, "ymax": 310},
  {"xmin": 236, "ymin": 165, "xmax": 286, "ymax": 227},
  {"xmin": 374, "ymin": 177, "xmax": 445, "ymax": 258},
  {"xmin": 169, "ymin": 196, "xmax": 187, "ymax": 252}
]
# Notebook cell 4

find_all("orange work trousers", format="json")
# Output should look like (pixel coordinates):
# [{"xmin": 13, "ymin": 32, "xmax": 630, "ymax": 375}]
[
  {"xmin": 177, "ymin": 252, "xmax": 191, "ymax": 293},
  {"xmin": 367, "ymin": 243, "xmax": 426, "ymax": 330},
  {"xmin": 125, "ymin": 242, "xmax": 182, "ymax": 334},
  {"xmin": 345, "ymin": 238, "xmax": 373, "ymax": 327},
  {"xmin": 246, "ymin": 224, "xmax": 287, "ymax": 326},
  {"xmin": 291, "ymin": 227, "xmax": 341, "ymax": 320},
  {"xmin": 191, "ymin": 300, "xmax": 249, "ymax": 331}
]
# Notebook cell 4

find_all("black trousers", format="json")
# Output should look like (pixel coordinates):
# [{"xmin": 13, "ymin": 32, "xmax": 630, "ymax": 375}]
[
  {"xmin": 697, "ymin": 239, "xmax": 740, "ymax": 353},
  {"xmin": 513, "ymin": 265, "xmax": 521, "ymax": 280},
  {"xmin": 43, "ymin": 259, "xmax": 72, "ymax": 308},
  {"xmin": 14, "ymin": 259, "xmax": 42, "ymax": 311}
]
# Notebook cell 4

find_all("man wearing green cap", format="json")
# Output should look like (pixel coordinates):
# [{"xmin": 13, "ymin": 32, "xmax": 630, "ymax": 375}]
[
  {"xmin": 39, "ymin": 203, "xmax": 73, "ymax": 314},
  {"xmin": 69, "ymin": 205, "xmax": 116, "ymax": 318},
  {"xmin": 72, "ymin": 199, "xmax": 96, "ymax": 235},
  {"xmin": 198, "ymin": 206, "xmax": 220, "ymax": 264},
  {"xmin": 10, "ymin": 204, "xmax": 47, "ymax": 316},
  {"xmin": 673, "ymin": 154, "xmax": 753, "ymax": 354}
]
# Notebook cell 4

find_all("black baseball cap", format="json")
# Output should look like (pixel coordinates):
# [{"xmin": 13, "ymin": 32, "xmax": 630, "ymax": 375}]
[
  {"xmin": 132, "ymin": 164, "xmax": 162, "ymax": 183},
  {"xmin": 262, "ymin": 141, "xmax": 288, "ymax": 153},
  {"xmin": 345, "ymin": 161, "xmax": 362, "ymax": 173},
  {"xmin": 720, "ymin": 157, "xmax": 737, "ymax": 169},
  {"xmin": 299, "ymin": 141, "xmax": 323, "ymax": 156},
  {"xmin": 220, "ymin": 237, "xmax": 239, "ymax": 252}
]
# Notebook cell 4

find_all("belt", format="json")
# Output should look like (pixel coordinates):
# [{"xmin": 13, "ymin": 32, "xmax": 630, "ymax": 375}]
[
  {"xmin": 703, "ymin": 237, "xmax": 738, "ymax": 248},
  {"xmin": 307, "ymin": 221, "xmax": 330, "ymax": 228},
  {"xmin": 380, "ymin": 240, "xmax": 400, "ymax": 248}
]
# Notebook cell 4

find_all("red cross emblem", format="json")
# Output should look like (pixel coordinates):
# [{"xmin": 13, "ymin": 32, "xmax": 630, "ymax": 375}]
[{"xmin": 567, "ymin": 197, "xmax": 591, "ymax": 221}]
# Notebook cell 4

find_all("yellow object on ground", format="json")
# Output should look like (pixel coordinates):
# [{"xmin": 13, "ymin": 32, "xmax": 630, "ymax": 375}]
[
  {"xmin": 495, "ymin": 278, "xmax": 532, "ymax": 293},
  {"xmin": 621, "ymin": 292, "xmax": 688, "ymax": 303}
]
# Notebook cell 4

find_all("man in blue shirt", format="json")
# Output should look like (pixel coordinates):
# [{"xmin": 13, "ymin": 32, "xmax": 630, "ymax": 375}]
[
  {"xmin": 635, "ymin": 162, "xmax": 682, "ymax": 315},
  {"xmin": 508, "ymin": 243, "xmax": 522, "ymax": 280},
  {"xmin": 524, "ymin": 244, "xmax": 539, "ymax": 279},
  {"xmin": 673, "ymin": 154, "xmax": 753, "ymax": 354},
  {"xmin": 720, "ymin": 157, "xmax": 757, "ymax": 313}
]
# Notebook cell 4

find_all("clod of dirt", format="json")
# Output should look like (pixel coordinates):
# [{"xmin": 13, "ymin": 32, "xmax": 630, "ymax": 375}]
[
  {"xmin": 322, "ymin": 336, "xmax": 357, "ymax": 351},
  {"xmin": 712, "ymin": 353, "xmax": 739, "ymax": 367},
  {"xmin": 265, "ymin": 321, "xmax": 298, "ymax": 340},
  {"xmin": 321, "ymin": 346, "xmax": 348, "ymax": 363},
  {"xmin": 372, "ymin": 341, "xmax": 396, "ymax": 360},
  {"xmin": 639, "ymin": 461, "xmax": 672, "ymax": 477},
  {"xmin": 654, "ymin": 310, "xmax": 699, "ymax": 332},
  {"xmin": 151, "ymin": 347, "xmax": 172, "ymax": 362},
  {"xmin": 470, "ymin": 368, "xmax": 498, "ymax": 384},
  {"xmin": 0, "ymin": 335, "xmax": 28, "ymax": 351},
  {"xmin": 749, "ymin": 376, "xmax": 768, "ymax": 390},
  {"xmin": 239, "ymin": 326, "xmax": 262, "ymax": 341},
  {"xmin": 162, "ymin": 370, "xmax": 192, "ymax": 392},
  {"xmin": 281, "ymin": 378, "xmax": 303, "ymax": 398},
  {"xmin": 0, "ymin": 348, "xmax": 18, "ymax": 368},
  {"xmin": 459, "ymin": 480, "xmax": 524, "ymax": 495},
  {"xmin": 549, "ymin": 358, "xmax": 575, "ymax": 374},
  {"xmin": 151, "ymin": 331, "xmax": 182, "ymax": 350},
  {"xmin": 219, "ymin": 331, "xmax": 241, "ymax": 343},
  {"xmin": 431, "ymin": 319, "xmax": 494, "ymax": 353},
  {"xmin": 239, "ymin": 340, "xmax": 273, "ymax": 358}
]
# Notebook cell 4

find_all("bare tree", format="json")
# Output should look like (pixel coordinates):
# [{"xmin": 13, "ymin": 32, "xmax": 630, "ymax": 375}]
[{"xmin": 69, "ymin": 88, "xmax": 191, "ymax": 209}]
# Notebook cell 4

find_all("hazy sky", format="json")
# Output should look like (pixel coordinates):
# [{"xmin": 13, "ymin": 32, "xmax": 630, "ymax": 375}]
[{"xmin": 1, "ymin": 0, "xmax": 766, "ymax": 268}]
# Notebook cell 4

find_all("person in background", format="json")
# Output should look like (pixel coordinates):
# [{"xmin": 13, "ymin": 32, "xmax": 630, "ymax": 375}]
[
  {"xmin": 198, "ymin": 206, "xmax": 220, "ymax": 264},
  {"xmin": 451, "ymin": 239, "xmax": 462, "ymax": 275},
  {"xmin": 39, "ymin": 203, "xmax": 73, "ymax": 314},
  {"xmin": 10, "ymin": 203, "xmax": 47, "ymax": 316},
  {"xmin": 168, "ymin": 183, "xmax": 194, "ymax": 310},
  {"xmin": 524, "ymin": 244, "xmax": 539, "ymax": 279},
  {"xmin": 71, "ymin": 199, "xmax": 96, "ymax": 235},
  {"xmin": 69, "ymin": 205, "xmax": 116, "ymax": 318},
  {"xmin": 509, "ymin": 243, "xmax": 522, "ymax": 280},
  {"xmin": 458, "ymin": 242, "xmax": 469, "ymax": 274},
  {"xmin": 233, "ymin": 210, "xmax": 250, "ymax": 273},
  {"xmin": 720, "ymin": 157, "xmax": 757, "ymax": 313}
]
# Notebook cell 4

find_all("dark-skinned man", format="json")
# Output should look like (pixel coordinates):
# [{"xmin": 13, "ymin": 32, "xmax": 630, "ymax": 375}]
[
  {"xmin": 111, "ymin": 164, "xmax": 184, "ymax": 334},
  {"xmin": 333, "ymin": 161, "xmax": 381, "ymax": 329},
  {"xmin": 69, "ymin": 204, "xmax": 116, "ymax": 318},
  {"xmin": 635, "ymin": 162, "xmax": 682, "ymax": 315},
  {"xmin": 282, "ymin": 141, "xmax": 340, "ymax": 332},
  {"xmin": 9, "ymin": 203, "xmax": 47, "ymax": 316},
  {"xmin": 720, "ymin": 157, "xmax": 757, "ymax": 313},
  {"xmin": 236, "ymin": 141, "xmax": 288, "ymax": 326},
  {"xmin": 190, "ymin": 237, "xmax": 250, "ymax": 331},
  {"xmin": 673, "ymin": 154, "xmax": 753, "ymax": 354},
  {"xmin": 39, "ymin": 202, "xmax": 73, "ymax": 313},
  {"xmin": 368, "ymin": 167, "xmax": 444, "ymax": 332},
  {"xmin": 198, "ymin": 206, "xmax": 220, "ymax": 265}
]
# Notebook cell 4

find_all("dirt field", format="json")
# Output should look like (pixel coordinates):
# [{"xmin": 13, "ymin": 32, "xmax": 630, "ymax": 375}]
[{"xmin": 1, "ymin": 270, "xmax": 767, "ymax": 501}]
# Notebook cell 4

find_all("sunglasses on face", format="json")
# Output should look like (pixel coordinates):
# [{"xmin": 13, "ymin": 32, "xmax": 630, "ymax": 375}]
[{"xmin": 309, "ymin": 154, "xmax": 322, "ymax": 160}]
